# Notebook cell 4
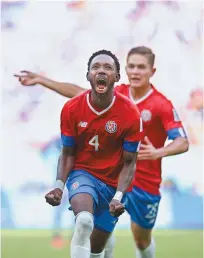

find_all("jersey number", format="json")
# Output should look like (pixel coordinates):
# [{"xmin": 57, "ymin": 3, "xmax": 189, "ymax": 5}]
[{"xmin": 89, "ymin": 135, "xmax": 99, "ymax": 151}]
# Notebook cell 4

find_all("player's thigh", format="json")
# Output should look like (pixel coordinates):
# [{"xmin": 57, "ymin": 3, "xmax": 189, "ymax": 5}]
[
  {"xmin": 91, "ymin": 181, "xmax": 119, "ymax": 252},
  {"xmin": 67, "ymin": 170, "xmax": 98, "ymax": 215},
  {"xmin": 131, "ymin": 220, "xmax": 152, "ymax": 243},
  {"xmin": 90, "ymin": 228, "xmax": 111, "ymax": 253},
  {"xmin": 71, "ymin": 193, "xmax": 94, "ymax": 215},
  {"xmin": 94, "ymin": 183, "xmax": 119, "ymax": 234},
  {"xmin": 94, "ymin": 207, "xmax": 118, "ymax": 235}
]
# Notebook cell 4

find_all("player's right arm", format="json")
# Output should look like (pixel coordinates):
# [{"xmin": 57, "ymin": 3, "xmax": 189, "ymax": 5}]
[
  {"xmin": 45, "ymin": 103, "xmax": 76, "ymax": 206},
  {"xmin": 14, "ymin": 71, "xmax": 86, "ymax": 98}
]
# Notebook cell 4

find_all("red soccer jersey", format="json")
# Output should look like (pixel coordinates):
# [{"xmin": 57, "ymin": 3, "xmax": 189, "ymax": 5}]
[
  {"xmin": 115, "ymin": 84, "xmax": 187, "ymax": 195},
  {"xmin": 60, "ymin": 90, "xmax": 143, "ymax": 187}
]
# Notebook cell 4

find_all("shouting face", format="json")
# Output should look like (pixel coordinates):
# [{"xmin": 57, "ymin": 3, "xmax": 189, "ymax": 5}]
[{"xmin": 87, "ymin": 54, "xmax": 120, "ymax": 95}]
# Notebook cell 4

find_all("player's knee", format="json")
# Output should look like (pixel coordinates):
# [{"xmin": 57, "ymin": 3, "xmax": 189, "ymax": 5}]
[
  {"xmin": 75, "ymin": 211, "xmax": 94, "ymax": 235},
  {"xmin": 135, "ymin": 238, "xmax": 151, "ymax": 250},
  {"xmin": 131, "ymin": 222, "xmax": 152, "ymax": 250}
]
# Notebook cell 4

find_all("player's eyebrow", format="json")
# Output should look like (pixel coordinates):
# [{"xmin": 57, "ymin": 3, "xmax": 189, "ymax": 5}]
[
  {"xmin": 128, "ymin": 63, "xmax": 146, "ymax": 67},
  {"xmin": 91, "ymin": 62, "xmax": 100, "ymax": 67},
  {"xmin": 91, "ymin": 62, "xmax": 114, "ymax": 67}
]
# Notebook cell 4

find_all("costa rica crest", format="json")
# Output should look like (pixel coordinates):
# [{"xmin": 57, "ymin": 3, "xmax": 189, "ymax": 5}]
[
  {"xmin": 141, "ymin": 109, "xmax": 152, "ymax": 122},
  {"xmin": 105, "ymin": 120, "xmax": 117, "ymax": 133},
  {"xmin": 72, "ymin": 181, "xmax": 79, "ymax": 190}
]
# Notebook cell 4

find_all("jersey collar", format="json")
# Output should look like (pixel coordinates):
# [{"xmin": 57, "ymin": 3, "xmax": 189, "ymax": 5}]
[
  {"xmin": 129, "ymin": 87, "xmax": 154, "ymax": 105},
  {"xmin": 86, "ymin": 93, "xmax": 116, "ymax": 116}
]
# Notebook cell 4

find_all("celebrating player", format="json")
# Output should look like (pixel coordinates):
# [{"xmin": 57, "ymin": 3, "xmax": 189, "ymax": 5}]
[
  {"xmin": 44, "ymin": 50, "xmax": 142, "ymax": 258},
  {"xmin": 15, "ymin": 46, "xmax": 189, "ymax": 258}
]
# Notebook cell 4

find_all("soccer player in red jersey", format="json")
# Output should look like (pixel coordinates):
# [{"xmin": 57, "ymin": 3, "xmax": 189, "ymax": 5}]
[
  {"xmin": 44, "ymin": 50, "xmax": 142, "ymax": 258},
  {"xmin": 15, "ymin": 46, "xmax": 189, "ymax": 258}
]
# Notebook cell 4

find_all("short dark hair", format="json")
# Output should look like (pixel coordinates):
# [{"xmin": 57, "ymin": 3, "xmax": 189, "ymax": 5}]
[
  {"xmin": 127, "ymin": 46, "xmax": 155, "ymax": 67},
  {"xmin": 87, "ymin": 49, "xmax": 120, "ymax": 73}
]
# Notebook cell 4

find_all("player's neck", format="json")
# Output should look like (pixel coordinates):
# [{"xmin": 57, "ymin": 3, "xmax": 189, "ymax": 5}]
[
  {"xmin": 130, "ymin": 83, "xmax": 152, "ymax": 101},
  {"xmin": 90, "ymin": 91, "xmax": 114, "ymax": 109}
]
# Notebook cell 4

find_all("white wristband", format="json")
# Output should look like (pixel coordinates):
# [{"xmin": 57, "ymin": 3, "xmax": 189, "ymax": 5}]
[
  {"xmin": 55, "ymin": 180, "xmax": 65, "ymax": 192},
  {"xmin": 113, "ymin": 191, "xmax": 123, "ymax": 202}
]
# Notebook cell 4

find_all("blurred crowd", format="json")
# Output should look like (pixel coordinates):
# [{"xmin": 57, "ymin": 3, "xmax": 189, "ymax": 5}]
[{"xmin": 1, "ymin": 0, "xmax": 203, "ymax": 229}]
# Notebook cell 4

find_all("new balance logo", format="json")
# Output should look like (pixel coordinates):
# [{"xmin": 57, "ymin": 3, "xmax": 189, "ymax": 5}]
[{"xmin": 78, "ymin": 121, "xmax": 88, "ymax": 128}]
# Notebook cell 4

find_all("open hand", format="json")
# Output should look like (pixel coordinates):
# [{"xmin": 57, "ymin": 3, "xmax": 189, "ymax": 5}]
[{"xmin": 138, "ymin": 137, "xmax": 161, "ymax": 160}]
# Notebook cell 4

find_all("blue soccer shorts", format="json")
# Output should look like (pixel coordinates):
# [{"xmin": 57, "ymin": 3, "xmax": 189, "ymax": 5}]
[
  {"xmin": 66, "ymin": 170, "xmax": 125, "ymax": 233},
  {"xmin": 125, "ymin": 186, "xmax": 161, "ymax": 229}
]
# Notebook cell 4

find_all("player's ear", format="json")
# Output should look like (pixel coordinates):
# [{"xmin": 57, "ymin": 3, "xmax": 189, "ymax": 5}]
[
  {"xmin": 115, "ymin": 73, "xmax": 120, "ymax": 82},
  {"xmin": 151, "ymin": 67, "xmax": 156, "ymax": 77},
  {"xmin": 86, "ymin": 72, "xmax": 90, "ymax": 81}
]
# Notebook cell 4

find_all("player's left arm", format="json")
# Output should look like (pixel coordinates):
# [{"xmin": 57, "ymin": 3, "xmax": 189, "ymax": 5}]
[
  {"xmin": 158, "ymin": 101, "xmax": 189, "ymax": 157},
  {"xmin": 138, "ymin": 101, "xmax": 189, "ymax": 160},
  {"xmin": 109, "ymin": 111, "xmax": 143, "ymax": 217}
]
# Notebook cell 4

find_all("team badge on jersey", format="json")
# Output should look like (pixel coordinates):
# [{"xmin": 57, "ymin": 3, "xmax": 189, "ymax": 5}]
[
  {"xmin": 72, "ymin": 181, "xmax": 79, "ymax": 190},
  {"xmin": 141, "ymin": 109, "xmax": 152, "ymax": 122},
  {"xmin": 105, "ymin": 120, "xmax": 117, "ymax": 133}
]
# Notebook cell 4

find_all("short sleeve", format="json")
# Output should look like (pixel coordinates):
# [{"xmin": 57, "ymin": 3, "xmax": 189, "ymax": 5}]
[
  {"xmin": 123, "ymin": 107, "xmax": 144, "ymax": 152},
  {"xmin": 160, "ymin": 100, "xmax": 187, "ymax": 140},
  {"xmin": 60, "ymin": 103, "xmax": 76, "ymax": 147},
  {"xmin": 114, "ymin": 84, "xmax": 128, "ymax": 95}
]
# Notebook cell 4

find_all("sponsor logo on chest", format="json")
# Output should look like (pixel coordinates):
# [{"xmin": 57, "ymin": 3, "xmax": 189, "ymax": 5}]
[{"xmin": 78, "ymin": 121, "xmax": 88, "ymax": 128}]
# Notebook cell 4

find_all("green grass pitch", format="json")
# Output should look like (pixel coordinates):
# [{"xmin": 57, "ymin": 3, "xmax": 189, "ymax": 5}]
[{"xmin": 1, "ymin": 229, "xmax": 203, "ymax": 258}]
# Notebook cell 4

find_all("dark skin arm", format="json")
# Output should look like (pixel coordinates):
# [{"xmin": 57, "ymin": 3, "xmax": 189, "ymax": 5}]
[
  {"xmin": 45, "ymin": 146, "xmax": 75, "ymax": 206},
  {"xmin": 14, "ymin": 71, "xmax": 85, "ymax": 98},
  {"xmin": 109, "ymin": 150, "xmax": 137, "ymax": 217}
]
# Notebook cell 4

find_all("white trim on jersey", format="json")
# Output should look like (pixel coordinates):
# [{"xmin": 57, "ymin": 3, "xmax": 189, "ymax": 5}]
[
  {"xmin": 86, "ymin": 93, "xmax": 116, "ymax": 116},
  {"xmin": 178, "ymin": 127, "xmax": 186, "ymax": 137},
  {"xmin": 129, "ymin": 88, "xmax": 154, "ymax": 105},
  {"xmin": 137, "ymin": 118, "xmax": 143, "ymax": 152},
  {"xmin": 139, "ymin": 117, "xmax": 143, "ymax": 132}
]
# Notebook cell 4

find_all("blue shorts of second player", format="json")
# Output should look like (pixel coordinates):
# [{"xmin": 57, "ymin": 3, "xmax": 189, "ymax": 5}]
[
  {"xmin": 125, "ymin": 186, "xmax": 161, "ymax": 229},
  {"xmin": 66, "ymin": 170, "xmax": 125, "ymax": 233}
]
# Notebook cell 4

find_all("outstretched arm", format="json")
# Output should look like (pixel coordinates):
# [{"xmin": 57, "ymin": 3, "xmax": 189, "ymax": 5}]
[{"xmin": 14, "ymin": 71, "xmax": 86, "ymax": 98}]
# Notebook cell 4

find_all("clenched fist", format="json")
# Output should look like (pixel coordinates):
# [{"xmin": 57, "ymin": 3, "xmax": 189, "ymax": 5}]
[
  {"xmin": 45, "ymin": 188, "xmax": 63, "ymax": 206},
  {"xmin": 109, "ymin": 199, "xmax": 125, "ymax": 217}
]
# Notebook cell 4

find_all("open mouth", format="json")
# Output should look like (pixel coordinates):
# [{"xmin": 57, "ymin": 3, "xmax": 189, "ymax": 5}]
[
  {"xmin": 96, "ymin": 77, "xmax": 107, "ymax": 93},
  {"xmin": 131, "ymin": 78, "xmax": 141, "ymax": 83}
]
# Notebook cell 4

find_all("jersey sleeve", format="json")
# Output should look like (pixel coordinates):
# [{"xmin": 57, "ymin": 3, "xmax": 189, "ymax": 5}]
[
  {"xmin": 123, "ymin": 107, "xmax": 143, "ymax": 153},
  {"xmin": 60, "ymin": 103, "xmax": 76, "ymax": 147},
  {"xmin": 114, "ymin": 84, "xmax": 127, "ymax": 95},
  {"xmin": 160, "ymin": 100, "xmax": 187, "ymax": 140}
]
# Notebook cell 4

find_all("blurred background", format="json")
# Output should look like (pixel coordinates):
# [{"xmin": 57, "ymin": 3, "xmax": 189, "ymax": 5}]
[{"xmin": 1, "ymin": 0, "xmax": 203, "ymax": 258}]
